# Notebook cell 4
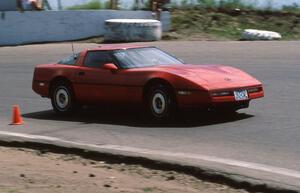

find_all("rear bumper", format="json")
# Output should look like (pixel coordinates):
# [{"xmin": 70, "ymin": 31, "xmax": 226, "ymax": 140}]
[{"xmin": 32, "ymin": 80, "xmax": 50, "ymax": 97}]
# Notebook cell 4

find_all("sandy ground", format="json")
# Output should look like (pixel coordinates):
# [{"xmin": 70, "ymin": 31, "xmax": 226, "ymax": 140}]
[{"xmin": 0, "ymin": 146, "xmax": 250, "ymax": 193}]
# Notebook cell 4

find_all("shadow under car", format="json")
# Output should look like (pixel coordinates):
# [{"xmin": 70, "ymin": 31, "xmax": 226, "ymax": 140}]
[{"xmin": 23, "ymin": 106, "xmax": 254, "ymax": 128}]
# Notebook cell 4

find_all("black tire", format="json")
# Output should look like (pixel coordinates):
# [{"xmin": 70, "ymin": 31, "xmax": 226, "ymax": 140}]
[
  {"xmin": 146, "ymin": 84, "xmax": 176, "ymax": 120},
  {"xmin": 50, "ymin": 82, "xmax": 76, "ymax": 114}
]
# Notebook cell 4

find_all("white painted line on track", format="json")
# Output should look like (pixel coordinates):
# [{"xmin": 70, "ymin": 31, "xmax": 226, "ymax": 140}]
[{"xmin": 1, "ymin": 131, "xmax": 300, "ymax": 179}]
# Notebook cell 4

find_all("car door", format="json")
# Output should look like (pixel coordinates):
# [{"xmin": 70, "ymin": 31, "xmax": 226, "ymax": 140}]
[
  {"xmin": 74, "ymin": 50, "xmax": 144, "ymax": 105},
  {"xmin": 73, "ymin": 50, "xmax": 116, "ymax": 103}
]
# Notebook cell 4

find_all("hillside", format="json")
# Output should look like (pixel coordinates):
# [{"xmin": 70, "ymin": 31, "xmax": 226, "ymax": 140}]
[{"xmin": 164, "ymin": 8, "xmax": 300, "ymax": 40}]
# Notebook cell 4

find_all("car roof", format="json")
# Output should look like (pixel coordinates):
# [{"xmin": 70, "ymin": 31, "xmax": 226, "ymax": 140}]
[{"xmin": 86, "ymin": 44, "xmax": 150, "ymax": 51}]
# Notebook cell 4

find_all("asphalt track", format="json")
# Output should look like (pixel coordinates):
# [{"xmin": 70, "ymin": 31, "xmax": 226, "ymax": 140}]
[{"xmin": 0, "ymin": 41, "xmax": 300, "ymax": 190}]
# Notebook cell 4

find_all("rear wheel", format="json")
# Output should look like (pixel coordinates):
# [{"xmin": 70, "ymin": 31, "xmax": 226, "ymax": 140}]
[
  {"xmin": 51, "ymin": 82, "xmax": 76, "ymax": 114},
  {"xmin": 146, "ymin": 84, "xmax": 176, "ymax": 120}
]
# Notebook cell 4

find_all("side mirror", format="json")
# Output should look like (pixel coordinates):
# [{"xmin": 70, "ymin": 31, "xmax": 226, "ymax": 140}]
[{"xmin": 103, "ymin": 63, "xmax": 118, "ymax": 71}]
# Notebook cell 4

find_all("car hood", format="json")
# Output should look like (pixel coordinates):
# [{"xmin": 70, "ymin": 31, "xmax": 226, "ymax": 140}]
[{"xmin": 155, "ymin": 64, "xmax": 262, "ymax": 90}]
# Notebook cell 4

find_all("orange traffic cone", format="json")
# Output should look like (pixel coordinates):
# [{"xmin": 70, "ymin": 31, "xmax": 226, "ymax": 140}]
[{"xmin": 11, "ymin": 105, "xmax": 24, "ymax": 125}]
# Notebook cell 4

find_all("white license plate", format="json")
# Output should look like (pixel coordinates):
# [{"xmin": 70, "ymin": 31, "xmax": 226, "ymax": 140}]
[{"xmin": 234, "ymin": 90, "xmax": 248, "ymax": 101}]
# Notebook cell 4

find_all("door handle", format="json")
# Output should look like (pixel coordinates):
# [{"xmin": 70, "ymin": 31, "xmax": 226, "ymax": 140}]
[{"xmin": 77, "ymin": 71, "xmax": 85, "ymax": 76}]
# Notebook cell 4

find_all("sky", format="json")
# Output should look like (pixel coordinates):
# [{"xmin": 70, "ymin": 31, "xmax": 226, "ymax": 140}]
[{"xmin": 48, "ymin": 0, "xmax": 300, "ymax": 9}]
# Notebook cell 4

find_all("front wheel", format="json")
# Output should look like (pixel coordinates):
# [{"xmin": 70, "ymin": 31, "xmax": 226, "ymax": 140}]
[
  {"xmin": 147, "ymin": 84, "xmax": 176, "ymax": 120},
  {"xmin": 51, "ymin": 82, "xmax": 76, "ymax": 114}
]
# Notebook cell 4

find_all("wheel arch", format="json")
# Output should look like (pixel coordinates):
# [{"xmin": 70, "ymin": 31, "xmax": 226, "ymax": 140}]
[
  {"xmin": 49, "ymin": 76, "xmax": 73, "ymax": 95},
  {"xmin": 143, "ymin": 78, "xmax": 177, "ymax": 103}
]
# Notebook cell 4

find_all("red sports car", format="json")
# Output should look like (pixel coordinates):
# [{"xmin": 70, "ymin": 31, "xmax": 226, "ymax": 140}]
[{"xmin": 32, "ymin": 45, "xmax": 264, "ymax": 119}]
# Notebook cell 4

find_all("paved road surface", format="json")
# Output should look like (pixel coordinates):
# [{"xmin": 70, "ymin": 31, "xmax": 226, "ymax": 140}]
[{"xmin": 0, "ymin": 41, "xmax": 299, "ymax": 189}]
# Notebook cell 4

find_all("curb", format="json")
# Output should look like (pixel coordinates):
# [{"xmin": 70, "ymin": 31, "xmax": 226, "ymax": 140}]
[{"xmin": 0, "ymin": 132, "xmax": 299, "ymax": 193}]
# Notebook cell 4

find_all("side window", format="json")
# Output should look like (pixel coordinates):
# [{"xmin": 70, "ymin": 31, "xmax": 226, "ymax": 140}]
[{"xmin": 84, "ymin": 51, "xmax": 113, "ymax": 68}]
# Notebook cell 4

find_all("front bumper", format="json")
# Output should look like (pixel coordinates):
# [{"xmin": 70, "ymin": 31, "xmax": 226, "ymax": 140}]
[
  {"xmin": 210, "ymin": 86, "xmax": 264, "ymax": 103},
  {"xmin": 176, "ymin": 86, "xmax": 264, "ymax": 109}
]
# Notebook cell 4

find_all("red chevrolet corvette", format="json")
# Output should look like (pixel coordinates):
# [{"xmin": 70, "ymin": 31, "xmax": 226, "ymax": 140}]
[{"xmin": 32, "ymin": 45, "xmax": 264, "ymax": 119}]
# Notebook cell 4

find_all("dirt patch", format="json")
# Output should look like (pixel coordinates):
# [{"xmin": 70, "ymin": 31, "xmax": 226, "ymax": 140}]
[{"xmin": 0, "ymin": 146, "xmax": 250, "ymax": 193}]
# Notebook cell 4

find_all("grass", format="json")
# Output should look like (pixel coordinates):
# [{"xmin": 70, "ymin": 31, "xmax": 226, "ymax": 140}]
[
  {"xmin": 175, "ymin": 0, "xmax": 259, "ymax": 11},
  {"xmin": 165, "ymin": 8, "xmax": 300, "ymax": 40},
  {"xmin": 66, "ymin": 0, "xmax": 108, "ymax": 10},
  {"xmin": 143, "ymin": 187, "xmax": 155, "ymax": 192},
  {"xmin": 197, "ymin": 0, "xmax": 255, "ymax": 10},
  {"xmin": 282, "ymin": 3, "xmax": 300, "ymax": 14}
]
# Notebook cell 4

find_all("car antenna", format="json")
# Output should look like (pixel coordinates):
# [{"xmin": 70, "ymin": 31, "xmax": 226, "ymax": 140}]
[{"xmin": 71, "ymin": 42, "xmax": 76, "ymax": 59}]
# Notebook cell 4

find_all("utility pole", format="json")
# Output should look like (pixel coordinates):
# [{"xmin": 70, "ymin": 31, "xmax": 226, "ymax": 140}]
[
  {"xmin": 57, "ymin": 0, "xmax": 62, "ymax": 10},
  {"xmin": 43, "ymin": 0, "xmax": 52, "ymax": 10},
  {"xmin": 110, "ymin": 0, "xmax": 118, "ymax": 9}
]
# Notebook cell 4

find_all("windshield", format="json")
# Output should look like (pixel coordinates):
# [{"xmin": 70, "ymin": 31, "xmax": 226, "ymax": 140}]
[
  {"xmin": 58, "ymin": 53, "xmax": 79, "ymax": 65},
  {"xmin": 113, "ymin": 47, "xmax": 184, "ymax": 69}
]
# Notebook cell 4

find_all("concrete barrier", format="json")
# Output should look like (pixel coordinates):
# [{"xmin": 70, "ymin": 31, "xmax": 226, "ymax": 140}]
[
  {"xmin": 104, "ymin": 19, "xmax": 162, "ymax": 42},
  {"xmin": 241, "ymin": 29, "xmax": 282, "ymax": 40},
  {"xmin": 0, "ymin": 1, "xmax": 17, "ymax": 11},
  {"xmin": 0, "ymin": 10, "xmax": 170, "ymax": 46}
]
